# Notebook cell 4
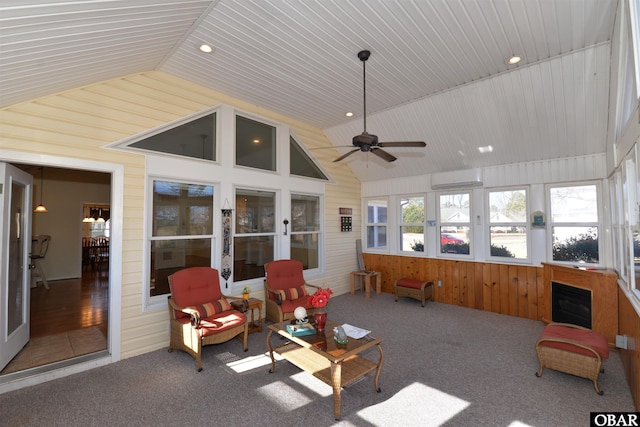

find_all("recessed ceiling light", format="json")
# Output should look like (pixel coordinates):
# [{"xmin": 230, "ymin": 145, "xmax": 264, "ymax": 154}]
[
  {"xmin": 199, "ymin": 43, "xmax": 214, "ymax": 53},
  {"xmin": 345, "ymin": 112, "xmax": 354, "ymax": 117},
  {"xmin": 252, "ymin": 139, "xmax": 260, "ymax": 144},
  {"xmin": 478, "ymin": 145, "xmax": 493, "ymax": 154},
  {"xmin": 506, "ymin": 55, "xmax": 521, "ymax": 65}
]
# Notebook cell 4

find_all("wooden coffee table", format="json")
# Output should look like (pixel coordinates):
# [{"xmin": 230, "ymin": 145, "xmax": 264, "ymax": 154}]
[{"xmin": 267, "ymin": 319, "xmax": 383, "ymax": 420}]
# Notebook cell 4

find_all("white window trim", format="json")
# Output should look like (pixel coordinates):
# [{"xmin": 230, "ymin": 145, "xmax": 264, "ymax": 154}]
[
  {"xmin": 486, "ymin": 186, "xmax": 531, "ymax": 264},
  {"xmin": 143, "ymin": 175, "xmax": 218, "ymax": 312},
  {"xmin": 364, "ymin": 197, "xmax": 389, "ymax": 253},
  {"xmin": 399, "ymin": 194, "xmax": 426, "ymax": 254},
  {"xmin": 546, "ymin": 181, "xmax": 602, "ymax": 267},
  {"xmin": 290, "ymin": 191, "xmax": 324, "ymax": 274},
  {"xmin": 437, "ymin": 191, "xmax": 473, "ymax": 259}
]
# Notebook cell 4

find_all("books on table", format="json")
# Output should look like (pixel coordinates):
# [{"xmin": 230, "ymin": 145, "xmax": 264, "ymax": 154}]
[{"xmin": 286, "ymin": 323, "xmax": 316, "ymax": 337}]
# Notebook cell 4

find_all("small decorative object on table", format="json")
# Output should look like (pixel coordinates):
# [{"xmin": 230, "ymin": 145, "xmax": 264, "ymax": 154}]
[
  {"xmin": 294, "ymin": 306, "xmax": 308, "ymax": 324},
  {"xmin": 242, "ymin": 285, "xmax": 250, "ymax": 300},
  {"xmin": 309, "ymin": 287, "xmax": 333, "ymax": 333},
  {"xmin": 333, "ymin": 325, "xmax": 348, "ymax": 345}
]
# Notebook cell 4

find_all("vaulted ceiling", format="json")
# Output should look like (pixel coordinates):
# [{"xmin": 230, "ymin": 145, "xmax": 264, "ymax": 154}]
[{"xmin": 1, "ymin": 0, "xmax": 619, "ymax": 182}]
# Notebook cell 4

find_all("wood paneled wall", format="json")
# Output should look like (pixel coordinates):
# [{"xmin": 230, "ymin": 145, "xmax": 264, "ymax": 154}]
[
  {"xmin": 364, "ymin": 253, "xmax": 640, "ymax": 410},
  {"xmin": 363, "ymin": 254, "xmax": 545, "ymax": 321},
  {"xmin": 619, "ymin": 289, "xmax": 640, "ymax": 410}
]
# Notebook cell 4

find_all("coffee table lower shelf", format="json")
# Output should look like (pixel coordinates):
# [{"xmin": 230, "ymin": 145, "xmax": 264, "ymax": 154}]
[
  {"xmin": 273, "ymin": 342, "xmax": 379, "ymax": 388},
  {"xmin": 267, "ymin": 323, "xmax": 383, "ymax": 420}
]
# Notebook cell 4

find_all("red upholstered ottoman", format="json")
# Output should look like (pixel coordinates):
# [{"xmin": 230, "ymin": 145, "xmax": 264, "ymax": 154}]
[
  {"xmin": 394, "ymin": 278, "xmax": 433, "ymax": 307},
  {"xmin": 535, "ymin": 322, "xmax": 609, "ymax": 394}
]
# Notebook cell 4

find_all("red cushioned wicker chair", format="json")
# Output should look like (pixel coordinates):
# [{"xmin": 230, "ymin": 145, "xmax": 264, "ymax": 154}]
[
  {"xmin": 167, "ymin": 267, "xmax": 248, "ymax": 371},
  {"xmin": 263, "ymin": 260, "xmax": 320, "ymax": 324}
]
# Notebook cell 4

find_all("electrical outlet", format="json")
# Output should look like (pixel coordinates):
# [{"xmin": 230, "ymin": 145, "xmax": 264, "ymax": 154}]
[
  {"xmin": 616, "ymin": 334, "xmax": 628, "ymax": 349},
  {"xmin": 437, "ymin": 280, "xmax": 442, "ymax": 288}
]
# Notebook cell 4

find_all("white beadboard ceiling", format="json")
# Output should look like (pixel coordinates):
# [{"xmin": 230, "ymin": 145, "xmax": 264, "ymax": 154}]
[{"xmin": 0, "ymin": 0, "xmax": 619, "ymax": 182}]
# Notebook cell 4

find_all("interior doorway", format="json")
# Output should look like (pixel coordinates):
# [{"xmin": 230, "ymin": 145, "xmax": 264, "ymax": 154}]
[{"xmin": 0, "ymin": 165, "xmax": 111, "ymax": 376}]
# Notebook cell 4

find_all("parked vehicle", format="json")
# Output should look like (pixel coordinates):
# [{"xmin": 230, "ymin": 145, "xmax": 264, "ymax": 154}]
[{"xmin": 441, "ymin": 233, "xmax": 464, "ymax": 244}]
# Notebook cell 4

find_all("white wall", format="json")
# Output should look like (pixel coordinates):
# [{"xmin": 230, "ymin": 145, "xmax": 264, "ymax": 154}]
[{"xmin": 31, "ymin": 168, "xmax": 110, "ymax": 280}]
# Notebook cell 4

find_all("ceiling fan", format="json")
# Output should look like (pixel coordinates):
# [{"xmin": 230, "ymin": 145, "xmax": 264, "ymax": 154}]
[{"xmin": 334, "ymin": 50, "xmax": 426, "ymax": 163}]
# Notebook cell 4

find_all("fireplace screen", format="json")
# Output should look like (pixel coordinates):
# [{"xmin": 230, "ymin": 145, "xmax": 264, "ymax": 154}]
[{"xmin": 551, "ymin": 282, "xmax": 592, "ymax": 329}]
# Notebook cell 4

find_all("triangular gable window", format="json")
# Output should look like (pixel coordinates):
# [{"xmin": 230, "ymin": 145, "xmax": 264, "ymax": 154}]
[
  {"xmin": 130, "ymin": 113, "xmax": 216, "ymax": 161},
  {"xmin": 290, "ymin": 136, "xmax": 328, "ymax": 181}
]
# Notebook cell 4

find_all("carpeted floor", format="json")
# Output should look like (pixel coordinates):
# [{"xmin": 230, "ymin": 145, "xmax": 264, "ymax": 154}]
[
  {"xmin": 0, "ymin": 294, "xmax": 635, "ymax": 426},
  {"xmin": 1, "ymin": 326, "xmax": 106, "ymax": 375}
]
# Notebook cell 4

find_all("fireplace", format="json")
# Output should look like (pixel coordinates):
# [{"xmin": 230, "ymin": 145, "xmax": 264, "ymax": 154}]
[
  {"xmin": 543, "ymin": 263, "xmax": 618, "ymax": 346},
  {"xmin": 551, "ymin": 282, "xmax": 592, "ymax": 329}
]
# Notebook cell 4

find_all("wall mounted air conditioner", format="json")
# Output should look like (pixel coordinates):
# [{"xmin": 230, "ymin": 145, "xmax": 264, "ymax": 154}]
[{"xmin": 431, "ymin": 168, "xmax": 483, "ymax": 190}]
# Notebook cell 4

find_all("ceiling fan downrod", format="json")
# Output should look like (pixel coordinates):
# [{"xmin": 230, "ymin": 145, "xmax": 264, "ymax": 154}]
[{"xmin": 358, "ymin": 50, "xmax": 370, "ymax": 133}]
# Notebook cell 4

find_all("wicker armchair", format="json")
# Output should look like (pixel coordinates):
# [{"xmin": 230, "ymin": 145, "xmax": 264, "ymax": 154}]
[
  {"xmin": 263, "ymin": 260, "xmax": 320, "ymax": 324},
  {"xmin": 167, "ymin": 267, "xmax": 248, "ymax": 371}
]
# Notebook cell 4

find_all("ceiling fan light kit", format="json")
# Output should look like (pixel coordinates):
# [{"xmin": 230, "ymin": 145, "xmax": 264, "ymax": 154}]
[{"xmin": 333, "ymin": 50, "xmax": 426, "ymax": 163}]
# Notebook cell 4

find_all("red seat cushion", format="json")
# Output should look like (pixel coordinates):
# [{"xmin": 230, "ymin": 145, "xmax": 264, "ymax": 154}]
[
  {"xmin": 538, "ymin": 324, "xmax": 609, "ymax": 359},
  {"xmin": 177, "ymin": 311, "xmax": 247, "ymax": 337},
  {"xmin": 396, "ymin": 278, "xmax": 425, "ymax": 289}
]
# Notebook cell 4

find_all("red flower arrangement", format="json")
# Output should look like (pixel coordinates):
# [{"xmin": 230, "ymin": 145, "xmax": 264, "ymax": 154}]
[{"xmin": 308, "ymin": 287, "xmax": 333, "ymax": 308}]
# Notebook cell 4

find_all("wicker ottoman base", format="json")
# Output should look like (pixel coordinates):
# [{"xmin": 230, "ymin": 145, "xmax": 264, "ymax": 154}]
[
  {"xmin": 535, "ymin": 322, "xmax": 609, "ymax": 395},
  {"xmin": 394, "ymin": 278, "xmax": 434, "ymax": 307}
]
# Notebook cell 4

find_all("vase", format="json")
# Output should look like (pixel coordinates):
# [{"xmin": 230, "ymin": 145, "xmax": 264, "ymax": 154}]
[{"xmin": 314, "ymin": 307, "xmax": 327, "ymax": 333}]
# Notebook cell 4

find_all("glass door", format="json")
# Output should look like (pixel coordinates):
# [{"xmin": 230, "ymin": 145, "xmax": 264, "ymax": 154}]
[{"xmin": 0, "ymin": 163, "xmax": 32, "ymax": 371}]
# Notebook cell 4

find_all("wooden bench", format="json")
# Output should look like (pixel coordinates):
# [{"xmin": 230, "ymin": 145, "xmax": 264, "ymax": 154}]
[
  {"xmin": 394, "ymin": 278, "xmax": 434, "ymax": 307},
  {"xmin": 535, "ymin": 322, "xmax": 609, "ymax": 395}
]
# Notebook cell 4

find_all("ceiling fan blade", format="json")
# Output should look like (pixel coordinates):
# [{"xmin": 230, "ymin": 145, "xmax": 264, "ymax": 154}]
[
  {"xmin": 371, "ymin": 147, "xmax": 397, "ymax": 162},
  {"xmin": 377, "ymin": 141, "xmax": 426, "ymax": 148},
  {"xmin": 333, "ymin": 148, "xmax": 360, "ymax": 162}
]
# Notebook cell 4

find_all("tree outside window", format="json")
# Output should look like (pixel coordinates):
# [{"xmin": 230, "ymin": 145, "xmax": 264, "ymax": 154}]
[
  {"xmin": 549, "ymin": 184, "xmax": 599, "ymax": 264},
  {"xmin": 400, "ymin": 196, "xmax": 425, "ymax": 252},
  {"xmin": 488, "ymin": 189, "xmax": 528, "ymax": 259}
]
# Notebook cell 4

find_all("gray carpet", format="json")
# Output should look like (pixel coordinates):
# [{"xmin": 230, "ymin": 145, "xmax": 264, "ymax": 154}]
[{"xmin": 0, "ymin": 293, "xmax": 635, "ymax": 426}]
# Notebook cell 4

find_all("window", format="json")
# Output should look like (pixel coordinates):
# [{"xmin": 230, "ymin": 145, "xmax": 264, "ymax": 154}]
[
  {"xmin": 400, "ymin": 196, "xmax": 425, "ymax": 252},
  {"xmin": 549, "ymin": 184, "xmax": 599, "ymax": 264},
  {"xmin": 290, "ymin": 136, "xmax": 328, "ymax": 180},
  {"xmin": 438, "ymin": 193, "xmax": 470, "ymax": 255},
  {"xmin": 234, "ymin": 189, "xmax": 276, "ymax": 281},
  {"xmin": 131, "ymin": 113, "xmax": 216, "ymax": 161},
  {"xmin": 366, "ymin": 198, "xmax": 387, "ymax": 250},
  {"xmin": 236, "ymin": 116, "xmax": 276, "ymax": 171},
  {"xmin": 148, "ymin": 180, "xmax": 214, "ymax": 298},
  {"xmin": 488, "ymin": 188, "xmax": 528, "ymax": 260},
  {"xmin": 290, "ymin": 194, "xmax": 321, "ymax": 269}
]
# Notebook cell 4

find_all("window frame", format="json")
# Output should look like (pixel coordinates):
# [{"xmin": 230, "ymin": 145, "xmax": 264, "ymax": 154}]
[
  {"xmin": 547, "ymin": 182, "xmax": 602, "ymax": 266},
  {"xmin": 126, "ymin": 107, "xmax": 220, "ymax": 163},
  {"xmin": 290, "ymin": 192, "xmax": 323, "ymax": 272},
  {"xmin": 486, "ymin": 186, "xmax": 530, "ymax": 263},
  {"xmin": 144, "ymin": 176, "xmax": 216, "ymax": 310},
  {"xmin": 365, "ymin": 197, "xmax": 389, "ymax": 252},
  {"xmin": 233, "ymin": 187, "xmax": 278, "ymax": 283},
  {"xmin": 235, "ymin": 114, "xmax": 277, "ymax": 172},
  {"xmin": 399, "ymin": 194, "xmax": 425, "ymax": 254},
  {"xmin": 437, "ymin": 191, "xmax": 472, "ymax": 258}
]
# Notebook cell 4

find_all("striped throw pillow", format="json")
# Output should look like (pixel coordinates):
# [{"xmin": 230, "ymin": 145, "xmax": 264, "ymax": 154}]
[{"xmin": 188, "ymin": 297, "xmax": 232, "ymax": 318}]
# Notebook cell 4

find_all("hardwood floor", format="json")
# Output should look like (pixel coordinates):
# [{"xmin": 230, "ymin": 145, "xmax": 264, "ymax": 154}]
[
  {"xmin": 30, "ymin": 269, "xmax": 109, "ymax": 338},
  {"xmin": 0, "ymin": 270, "xmax": 109, "ymax": 375}
]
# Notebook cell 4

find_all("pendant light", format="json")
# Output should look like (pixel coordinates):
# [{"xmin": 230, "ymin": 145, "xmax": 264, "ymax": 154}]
[{"xmin": 33, "ymin": 167, "xmax": 48, "ymax": 213}]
